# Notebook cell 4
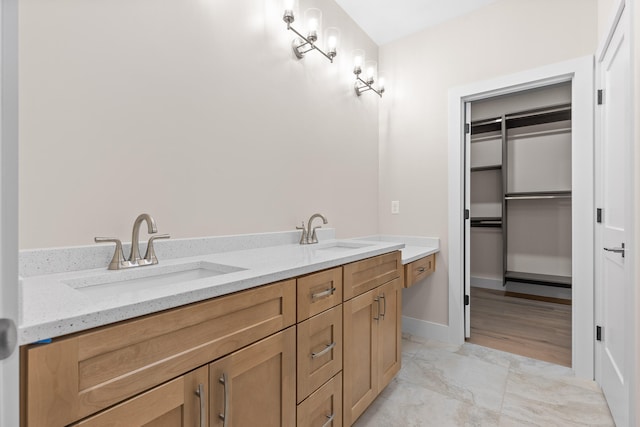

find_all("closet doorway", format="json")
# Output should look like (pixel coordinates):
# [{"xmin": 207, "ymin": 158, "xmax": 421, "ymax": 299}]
[{"xmin": 465, "ymin": 83, "xmax": 573, "ymax": 367}]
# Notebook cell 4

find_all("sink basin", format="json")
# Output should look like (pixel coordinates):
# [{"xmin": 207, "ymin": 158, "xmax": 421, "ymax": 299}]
[
  {"xmin": 314, "ymin": 241, "xmax": 375, "ymax": 252},
  {"xmin": 64, "ymin": 261, "xmax": 246, "ymax": 298}
]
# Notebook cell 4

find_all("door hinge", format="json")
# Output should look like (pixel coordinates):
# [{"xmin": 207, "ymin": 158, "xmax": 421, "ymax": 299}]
[
  {"xmin": 464, "ymin": 209, "xmax": 470, "ymax": 220},
  {"xmin": 597, "ymin": 89, "xmax": 604, "ymax": 105},
  {"xmin": 465, "ymin": 123, "xmax": 470, "ymax": 134},
  {"xmin": 597, "ymin": 208, "xmax": 603, "ymax": 223},
  {"xmin": 596, "ymin": 325, "xmax": 603, "ymax": 341},
  {"xmin": 464, "ymin": 295, "xmax": 470, "ymax": 306}
]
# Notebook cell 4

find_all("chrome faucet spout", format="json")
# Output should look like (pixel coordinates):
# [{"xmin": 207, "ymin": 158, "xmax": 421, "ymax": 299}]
[
  {"xmin": 306, "ymin": 213, "xmax": 328, "ymax": 244},
  {"xmin": 129, "ymin": 213, "xmax": 157, "ymax": 263}
]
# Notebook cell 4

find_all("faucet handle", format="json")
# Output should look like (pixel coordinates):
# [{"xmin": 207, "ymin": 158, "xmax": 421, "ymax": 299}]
[
  {"xmin": 143, "ymin": 234, "xmax": 170, "ymax": 265},
  {"xmin": 95, "ymin": 237, "xmax": 125, "ymax": 270},
  {"xmin": 296, "ymin": 222, "xmax": 307, "ymax": 245}
]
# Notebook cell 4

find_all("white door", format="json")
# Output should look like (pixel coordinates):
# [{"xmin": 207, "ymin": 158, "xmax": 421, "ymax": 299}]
[
  {"xmin": 0, "ymin": 1, "xmax": 20, "ymax": 426},
  {"xmin": 596, "ymin": 7, "xmax": 632, "ymax": 427},
  {"xmin": 464, "ymin": 102, "xmax": 471, "ymax": 338}
]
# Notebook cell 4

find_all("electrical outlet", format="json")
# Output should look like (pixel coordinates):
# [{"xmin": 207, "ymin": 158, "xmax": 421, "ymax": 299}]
[{"xmin": 391, "ymin": 201, "xmax": 400, "ymax": 214}]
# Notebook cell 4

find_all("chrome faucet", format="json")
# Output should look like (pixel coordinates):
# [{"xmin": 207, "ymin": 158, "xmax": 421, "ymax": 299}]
[
  {"xmin": 297, "ymin": 213, "xmax": 328, "ymax": 244},
  {"xmin": 95, "ymin": 213, "xmax": 170, "ymax": 270},
  {"xmin": 130, "ymin": 213, "xmax": 157, "ymax": 266}
]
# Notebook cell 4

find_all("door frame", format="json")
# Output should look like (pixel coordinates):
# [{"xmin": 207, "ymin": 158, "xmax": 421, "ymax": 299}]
[
  {"xmin": 0, "ymin": 0, "xmax": 20, "ymax": 426},
  {"xmin": 447, "ymin": 55, "xmax": 595, "ymax": 379}
]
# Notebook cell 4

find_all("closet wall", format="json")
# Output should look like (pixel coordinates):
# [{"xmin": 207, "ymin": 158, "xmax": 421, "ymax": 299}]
[{"xmin": 470, "ymin": 83, "xmax": 572, "ymax": 295}]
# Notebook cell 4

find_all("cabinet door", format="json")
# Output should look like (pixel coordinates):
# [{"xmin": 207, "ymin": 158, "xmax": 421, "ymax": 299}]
[
  {"xmin": 377, "ymin": 277, "xmax": 402, "ymax": 391},
  {"xmin": 70, "ymin": 366, "xmax": 208, "ymax": 427},
  {"xmin": 343, "ymin": 289, "xmax": 379, "ymax": 426},
  {"xmin": 297, "ymin": 305, "xmax": 343, "ymax": 403},
  {"xmin": 209, "ymin": 327, "xmax": 296, "ymax": 427}
]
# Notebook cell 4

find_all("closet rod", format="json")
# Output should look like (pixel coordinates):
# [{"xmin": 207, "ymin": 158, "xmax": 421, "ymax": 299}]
[{"xmin": 505, "ymin": 192, "xmax": 571, "ymax": 200}]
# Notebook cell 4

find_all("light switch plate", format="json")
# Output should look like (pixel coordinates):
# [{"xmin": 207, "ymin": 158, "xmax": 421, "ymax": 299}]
[{"xmin": 391, "ymin": 201, "xmax": 400, "ymax": 214}]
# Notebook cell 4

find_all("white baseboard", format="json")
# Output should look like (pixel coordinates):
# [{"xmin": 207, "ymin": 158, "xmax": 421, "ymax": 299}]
[
  {"xmin": 402, "ymin": 316, "xmax": 450, "ymax": 343},
  {"xmin": 471, "ymin": 276, "xmax": 572, "ymax": 300}
]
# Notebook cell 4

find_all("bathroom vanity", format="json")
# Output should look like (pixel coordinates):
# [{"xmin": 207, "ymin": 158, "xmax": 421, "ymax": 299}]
[{"xmin": 18, "ymin": 231, "xmax": 437, "ymax": 426}]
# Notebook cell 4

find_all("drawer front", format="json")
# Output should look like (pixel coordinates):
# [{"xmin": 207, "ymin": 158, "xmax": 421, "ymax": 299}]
[
  {"xmin": 23, "ymin": 279, "xmax": 296, "ymax": 427},
  {"xmin": 69, "ymin": 366, "xmax": 208, "ymax": 427},
  {"xmin": 297, "ymin": 267, "xmax": 343, "ymax": 322},
  {"xmin": 343, "ymin": 251, "xmax": 401, "ymax": 300},
  {"xmin": 404, "ymin": 254, "xmax": 435, "ymax": 288},
  {"xmin": 297, "ymin": 305, "xmax": 343, "ymax": 403},
  {"xmin": 297, "ymin": 373, "xmax": 343, "ymax": 427}
]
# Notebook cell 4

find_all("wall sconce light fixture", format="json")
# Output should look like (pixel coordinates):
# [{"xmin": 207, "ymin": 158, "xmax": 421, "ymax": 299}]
[
  {"xmin": 353, "ymin": 50, "xmax": 385, "ymax": 97},
  {"xmin": 283, "ymin": 1, "xmax": 338, "ymax": 63}
]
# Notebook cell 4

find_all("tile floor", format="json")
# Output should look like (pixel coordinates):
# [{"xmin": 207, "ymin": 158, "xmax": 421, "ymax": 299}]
[{"xmin": 353, "ymin": 335, "xmax": 615, "ymax": 427}]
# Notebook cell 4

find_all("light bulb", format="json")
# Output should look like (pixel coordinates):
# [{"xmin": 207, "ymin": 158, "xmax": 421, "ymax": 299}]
[
  {"xmin": 352, "ymin": 49, "xmax": 365, "ymax": 75},
  {"xmin": 308, "ymin": 18, "xmax": 318, "ymax": 32},
  {"xmin": 304, "ymin": 8, "xmax": 322, "ymax": 42},
  {"xmin": 325, "ymin": 27, "xmax": 340, "ymax": 59},
  {"xmin": 365, "ymin": 60, "xmax": 377, "ymax": 84},
  {"xmin": 378, "ymin": 77, "xmax": 385, "ymax": 93}
]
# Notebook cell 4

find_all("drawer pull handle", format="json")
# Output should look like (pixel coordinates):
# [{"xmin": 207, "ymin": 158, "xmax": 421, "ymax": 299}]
[
  {"xmin": 219, "ymin": 373, "xmax": 229, "ymax": 427},
  {"xmin": 322, "ymin": 413, "xmax": 335, "ymax": 427},
  {"xmin": 417, "ymin": 267, "xmax": 426, "ymax": 273},
  {"xmin": 195, "ymin": 383, "xmax": 205, "ymax": 427},
  {"xmin": 373, "ymin": 297, "xmax": 380, "ymax": 321},
  {"xmin": 311, "ymin": 342, "xmax": 336, "ymax": 359},
  {"xmin": 312, "ymin": 287, "xmax": 336, "ymax": 300}
]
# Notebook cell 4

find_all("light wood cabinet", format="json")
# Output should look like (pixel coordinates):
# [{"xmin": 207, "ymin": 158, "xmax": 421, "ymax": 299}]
[
  {"xmin": 296, "ymin": 373, "xmax": 343, "ymax": 427},
  {"xmin": 21, "ymin": 280, "xmax": 295, "ymax": 427},
  {"xmin": 209, "ymin": 327, "xmax": 296, "ymax": 427},
  {"xmin": 297, "ymin": 267, "xmax": 343, "ymax": 322},
  {"xmin": 297, "ymin": 304, "xmax": 343, "ymax": 403},
  {"xmin": 343, "ymin": 251, "xmax": 402, "ymax": 300},
  {"xmin": 404, "ymin": 254, "xmax": 435, "ymax": 288},
  {"xmin": 343, "ymin": 256, "xmax": 402, "ymax": 426},
  {"xmin": 22, "ymin": 251, "xmax": 403, "ymax": 427},
  {"xmin": 69, "ymin": 366, "xmax": 208, "ymax": 427}
]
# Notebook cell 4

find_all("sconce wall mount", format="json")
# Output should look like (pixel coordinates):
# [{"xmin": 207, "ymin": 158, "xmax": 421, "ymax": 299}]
[{"xmin": 283, "ymin": 7, "xmax": 337, "ymax": 63}]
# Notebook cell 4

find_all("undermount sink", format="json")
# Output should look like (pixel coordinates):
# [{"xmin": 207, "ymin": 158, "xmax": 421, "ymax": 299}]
[
  {"xmin": 64, "ymin": 261, "xmax": 246, "ymax": 298},
  {"xmin": 314, "ymin": 240, "xmax": 375, "ymax": 252}
]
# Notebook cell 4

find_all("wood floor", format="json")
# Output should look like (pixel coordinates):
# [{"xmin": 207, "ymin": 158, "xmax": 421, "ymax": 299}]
[{"xmin": 466, "ymin": 287, "xmax": 572, "ymax": 367}]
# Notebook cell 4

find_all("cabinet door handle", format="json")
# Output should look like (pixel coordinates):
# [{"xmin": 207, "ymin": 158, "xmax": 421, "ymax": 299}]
[
  {"xmin": 195, "ymin": 383, "xmax": 205, "ymax": 427},
  {"xmin": 373, "ymin": 297, "xmax": 380, "ymax": 321},
  {"xmin": 312, "ymin": 287, "xmax": 336, "ymax": 300},
  {"xmin": 311, "ymin": 342, "xmax": 336, "ymax": 359},
  {"xmin": 380, "ymin": 293, "xmax": 386, "ymax": 319},
  {"xmin": 322, "ymin": 413, "xmax": 335, "ymax": 427},
  {"xmin": 219, "ymin": 373, "xmax": 229, "ymax": 427}
]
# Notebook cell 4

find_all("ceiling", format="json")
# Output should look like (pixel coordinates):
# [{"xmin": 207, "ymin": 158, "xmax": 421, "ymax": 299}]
[{"xmin": 333, "ymin": 0, "xmax": 499, "ymax": 45}]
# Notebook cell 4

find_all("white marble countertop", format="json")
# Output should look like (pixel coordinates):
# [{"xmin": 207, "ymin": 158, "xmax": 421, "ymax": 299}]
[
  {"xmin": 19, "ymin": 230, "xmax": 404, "ymax": 345},
  {"xmin": 351, "ymin": 235, "xmax": 440, "ymax": 264}
]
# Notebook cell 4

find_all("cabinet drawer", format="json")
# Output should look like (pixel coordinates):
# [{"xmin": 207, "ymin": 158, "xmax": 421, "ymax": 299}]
[
  {"xmin": 404, "ymin": 254, "xmax": 435, "ymax": 288},
  {"xmin": 343, "ymin": 251, "xmax": 401, "ymax": 300},
  {"xmin": 297, "ymin": 372, "xmax": 343, "ymax": 427},
  {"xmin": 297, "ymin": 267, "xmax": 343, "ymax": 322},
  {"xmin": 297, "ymin": 305, "xmax": 343, "ymax": 403},
  {"xmin": 22, "ymin": 279, "xmax": 296, "ymax": 427},
  {"xmin": 69, "ymin": 366, "xmax": 208, "ymax": 427}
]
